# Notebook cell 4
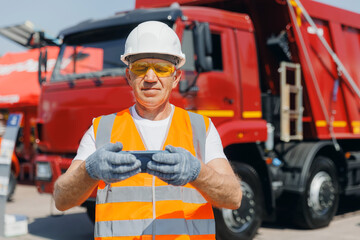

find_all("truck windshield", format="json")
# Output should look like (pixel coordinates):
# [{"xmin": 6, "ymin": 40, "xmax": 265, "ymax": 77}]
[{"xmin": 51, "ymin": 35, "xmax": 127, "ymax": 82}]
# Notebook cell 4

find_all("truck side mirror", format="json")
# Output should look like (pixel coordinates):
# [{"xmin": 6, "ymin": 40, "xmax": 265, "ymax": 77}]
[
  {"xmin": 193, "ymin": 22, "xmax": 213, "ymax": 72},
  {"xmin": 38, "ymin": 48, "xmax": 48, "ymax": 85},
  {"xmin": 30, "ymin": 31, "xmax": 43, "ymax": 48}
]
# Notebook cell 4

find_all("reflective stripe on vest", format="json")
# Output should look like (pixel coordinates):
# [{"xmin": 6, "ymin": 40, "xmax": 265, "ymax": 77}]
[
  {"xmin": 93, "ymin": 107, "xmax": 215, "ymax": 240},
  {"xmin": 95, "ymin": 113, "xmax": 116, "ymax": 149},
  {"xmin": 95, "ymin": 218, "xmax": 216, "ymax": 238},
  {"xmin": 188, "ymin": 111, "xmax": 206, "ymax": 162},
  {"xmin": 97, "ymin": 185, "xmax": 208, "ymax": 204}
]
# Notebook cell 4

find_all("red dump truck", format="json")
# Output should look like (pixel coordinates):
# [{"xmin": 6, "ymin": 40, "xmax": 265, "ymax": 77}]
[
  {"xmin": 34, "ymin": 0, "xmax": 360, "ymax": 239},
  {"xmin": 0, "ymin": 46, "xmax": 58, "ymax": 200}
]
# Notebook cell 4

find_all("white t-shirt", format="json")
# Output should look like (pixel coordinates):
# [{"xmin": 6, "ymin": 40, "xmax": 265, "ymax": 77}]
[{"xmin": 74, "ymin": 105, "xmax": 227, "ymax": 164}]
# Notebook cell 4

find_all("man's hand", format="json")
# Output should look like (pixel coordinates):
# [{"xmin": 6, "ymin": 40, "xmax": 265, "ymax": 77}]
[
  {"xmin": 85, "ymin": 142, "xmax": 141, "ymax": 183},
  {"xmin": 147, "ymin": 145, "xmax": 201, "ymax": 186}
]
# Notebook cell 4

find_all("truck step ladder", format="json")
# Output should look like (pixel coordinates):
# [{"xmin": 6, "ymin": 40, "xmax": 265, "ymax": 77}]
[{"xmin": 279, "ymin": 61, "xmax": 303, "ymax": 142}]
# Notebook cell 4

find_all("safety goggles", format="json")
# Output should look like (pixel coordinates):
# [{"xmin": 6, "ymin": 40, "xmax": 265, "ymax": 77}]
[{"xmin": 129, "ymin": 61, "xmax": 175, "ymax": 78}]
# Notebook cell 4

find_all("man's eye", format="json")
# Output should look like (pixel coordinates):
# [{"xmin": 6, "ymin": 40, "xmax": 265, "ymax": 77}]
[
  {"xmin": 155, "ymin": 67, "xmax": 168, "ymax": 73},
  {"xmin": 155, "ymin": 65, "xmax": 172, "ymax": 72},
  {"xmin": 134, "ymin": 67, "xmax": 148, "ymax": 71}
]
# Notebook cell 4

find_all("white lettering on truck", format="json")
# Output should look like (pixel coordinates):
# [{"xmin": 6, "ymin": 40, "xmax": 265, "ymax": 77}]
[
  {"xmin": 0, "ymin": 95, "xmax": 20, "ymax": 104},
  {"xmin": 0, "ymin": 59, "xmax": 57, "ymax": 76}
]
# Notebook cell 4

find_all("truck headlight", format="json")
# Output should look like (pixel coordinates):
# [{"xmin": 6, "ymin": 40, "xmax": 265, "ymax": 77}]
[{"xmin": 35, "ymin": 162, "xmax": 52, "ymax": 181}]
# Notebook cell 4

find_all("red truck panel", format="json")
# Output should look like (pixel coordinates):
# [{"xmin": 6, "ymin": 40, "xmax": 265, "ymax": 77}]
[
  {"xmin": 0, "ymin": 47, "xmax": 59, "ymax": 108},
  {"xmin": 235, "ymin": 29, "xmax": 262, "ymax": 120},
  {"xmin": 288, "ymin": 1, "xmax": 360, "ymax": 139},
  {"xmin": 329, "ymin": 22, "xmax": 360, "ymax": 135}
]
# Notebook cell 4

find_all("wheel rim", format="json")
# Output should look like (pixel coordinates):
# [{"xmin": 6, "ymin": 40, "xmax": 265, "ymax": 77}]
[
  {"xmin": 221, "ymin": 181, "xmax": 256, "ymax": 233},
  {"xmin": 308, "ymin": 171, "xmax": 336, "ymax": 216}
]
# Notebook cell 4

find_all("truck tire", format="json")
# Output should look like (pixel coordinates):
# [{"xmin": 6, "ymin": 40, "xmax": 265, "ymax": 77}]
[
  {"xmin": 86, "ymin": 204, "xmax": 95, "ymax": 223},
  {"xmin": 293, "ymin": 156, "xmax": 339, "ymax": 229},
  {"xmin": 214, "ymin": 162, "xmax": 263, "ymax": 240},
  {"xmin": 7, "ymin": 172, "xmax": 16, "ymax": 202}
]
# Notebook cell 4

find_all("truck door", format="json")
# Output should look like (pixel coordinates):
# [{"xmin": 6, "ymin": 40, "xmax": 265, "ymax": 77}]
[{"xmin": 175, "ymin": 21, "xmax": 241, "ymax": 126}]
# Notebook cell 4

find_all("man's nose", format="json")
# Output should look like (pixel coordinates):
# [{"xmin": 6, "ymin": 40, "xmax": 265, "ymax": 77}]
[{"xmin": 144, "ymin": 68, "xmax": 158, "ymax": 82}]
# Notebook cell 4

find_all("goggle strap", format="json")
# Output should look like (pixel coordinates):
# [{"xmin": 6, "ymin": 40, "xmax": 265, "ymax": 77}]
[{"xmin": 127, "ymin": 53, "xmax": 179, "ymax": 66}]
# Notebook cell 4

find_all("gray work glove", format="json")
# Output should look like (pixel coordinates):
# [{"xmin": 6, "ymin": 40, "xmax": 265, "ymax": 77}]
[
  {"xmin": 85, "ymin": 142, "xmax": 141, "ymax": 183},
  {"xmin": 147, "ymin": 145, "xmax": 201, "ymax": 186}
]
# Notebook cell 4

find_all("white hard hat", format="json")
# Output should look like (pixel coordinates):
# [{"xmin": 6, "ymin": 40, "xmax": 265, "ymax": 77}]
[{"xmin": 121, "ymin": 21, "xmax": 186, "ymax": 68}]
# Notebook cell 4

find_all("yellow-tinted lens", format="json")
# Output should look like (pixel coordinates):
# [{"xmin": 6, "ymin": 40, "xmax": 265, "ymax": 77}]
[
  {"xmin": 130, "ymin": 62, "xmax": 150, "ymax": 77},
  {"xmin": 130, "ymin": 61, "xmax": 175, "ymax": 77},
  {"xmin": 153, "ymin": 62, "xmax": 175, "ymax": 77}
]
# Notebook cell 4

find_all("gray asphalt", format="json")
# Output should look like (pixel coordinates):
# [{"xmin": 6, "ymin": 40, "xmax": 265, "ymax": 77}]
[
  {"xmin": 3, "ymin": 184, "xmax": 360, "ymax": 240},
  {"xmin": 5, "ymin": 184, "xmax": 93, "ymax": 240}
]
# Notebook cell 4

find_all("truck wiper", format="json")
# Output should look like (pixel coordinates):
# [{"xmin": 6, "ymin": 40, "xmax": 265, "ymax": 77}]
[
  {"xmin": 98, "ymin": 68, "xmax": 126, "ymax": 77},
  {"xmin": 53, "ymin": 69, "xmax": 126, "ymax": 84},
  {"xmin": 92, "ymin": 69, "xmax": 126, "ymax": 86}
]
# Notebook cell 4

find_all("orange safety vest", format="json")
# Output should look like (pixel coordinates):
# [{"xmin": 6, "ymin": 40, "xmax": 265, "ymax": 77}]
[{"xmin": 92, "ymin": 106, "xmax": 215, "ymax": 240}]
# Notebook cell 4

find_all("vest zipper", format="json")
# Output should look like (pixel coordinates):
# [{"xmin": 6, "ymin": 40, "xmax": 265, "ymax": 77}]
[{"xmin": 105, "ymin": 183, "xmax": 112, "ymax": 203}]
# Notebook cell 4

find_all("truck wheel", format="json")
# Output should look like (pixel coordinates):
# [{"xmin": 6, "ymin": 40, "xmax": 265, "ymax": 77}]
[
  {"xmin": 7, "ymin": 172, "xmax": 16, "ymax": 202},
  {"xmin": 86, "ymin": 204, "xmax": 95, "ymax": 223},
  {"xmin": 293, "ymin": 156, "xmax": 339, "ymax": 229},
  {"xmin": 214, "ymin": 162, "xmax": 263, "ymax": 240}
]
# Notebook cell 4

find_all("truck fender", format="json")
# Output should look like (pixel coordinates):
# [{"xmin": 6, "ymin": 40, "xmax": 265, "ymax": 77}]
[
  {"xmin": 280, "ymin": 141, "xmax": 345, "ymax": 193},
  {"xmin": 216, "ymin": 119, "xmax": 267, "ymax": 146}
]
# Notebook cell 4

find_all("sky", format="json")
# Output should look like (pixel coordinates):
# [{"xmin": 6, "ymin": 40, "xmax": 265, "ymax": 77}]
[
  {"xmin": 0, "ymin": 0, "xmax": 135, "ymax": 56},
  {"xmin": 0, "ymin": 0, "xmax": 359, "ymax": 56}
]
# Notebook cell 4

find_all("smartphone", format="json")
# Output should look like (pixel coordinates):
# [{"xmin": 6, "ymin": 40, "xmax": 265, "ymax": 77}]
[{"xmin": 123, "ymin": 150, "xmax": 168, "ymax": 172}]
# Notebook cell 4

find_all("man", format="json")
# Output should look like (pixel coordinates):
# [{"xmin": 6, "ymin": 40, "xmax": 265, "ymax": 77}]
[{"xmin": 54, "ymin": 21, "xmax": 242, "ymax": 239}]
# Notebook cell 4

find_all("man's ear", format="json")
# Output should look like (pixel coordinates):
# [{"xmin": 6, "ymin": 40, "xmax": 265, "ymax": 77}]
[{"xmin": 172, "ymin": 70, "xmax": 182, "ymax": 89}]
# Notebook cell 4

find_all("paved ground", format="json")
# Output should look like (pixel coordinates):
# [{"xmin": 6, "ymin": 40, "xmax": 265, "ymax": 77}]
[
  {"xmin": 255, "ymin": 212, "xmax": 360, "ymax": 240},
  {"xmin": 3, "ymin": 184, "xmax": 360, "ymax": 240},
  {"xmin": 5, "ymin": 184, "xmax": 93, "ymax": 240}
]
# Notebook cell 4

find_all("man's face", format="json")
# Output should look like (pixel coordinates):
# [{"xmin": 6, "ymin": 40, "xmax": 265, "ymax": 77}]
[{"xmin": 126, "ymin": 58, "xmax": 181, "ymax": 109}]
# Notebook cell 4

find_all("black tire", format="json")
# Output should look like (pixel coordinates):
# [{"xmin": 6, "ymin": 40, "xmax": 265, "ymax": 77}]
[
  {"xmin": 7, "ymin": 172, "xmax": 16, "ymax": 202},
  {"xmin": 214, "ymin": 162, "xmax": 263, "ymax": 240},
  {"xmin": 293, "ymin": 156, "xmax": 339, "ymax": 229},
  {"xmin": 86, "ymin": 203, "xmax": 96, "ymax": 223}
]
